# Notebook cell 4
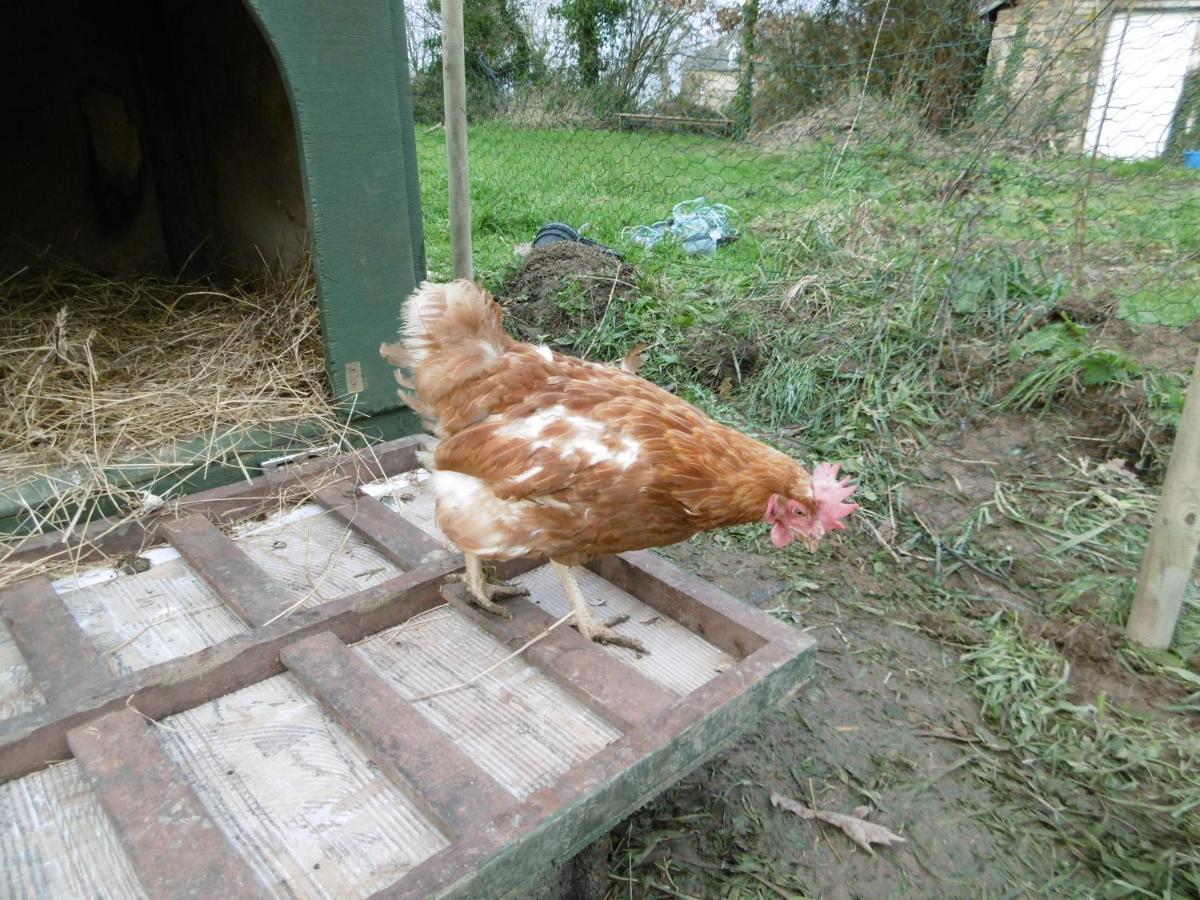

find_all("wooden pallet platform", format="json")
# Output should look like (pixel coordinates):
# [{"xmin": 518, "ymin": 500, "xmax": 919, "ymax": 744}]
[{"xmin": 0, "ymin": 435, "xmax": 815, "ymax": 899}]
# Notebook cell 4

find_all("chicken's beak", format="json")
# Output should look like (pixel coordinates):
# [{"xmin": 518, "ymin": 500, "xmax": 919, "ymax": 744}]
[{"xmin": 793, "ymin": 521, "xmax": 825, "ymax": 552}]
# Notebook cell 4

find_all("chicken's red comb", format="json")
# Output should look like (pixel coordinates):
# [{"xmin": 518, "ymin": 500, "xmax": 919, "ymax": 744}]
[{"xmin": 813, "ymin": 462, "xmax": 858, "ymax": 531}]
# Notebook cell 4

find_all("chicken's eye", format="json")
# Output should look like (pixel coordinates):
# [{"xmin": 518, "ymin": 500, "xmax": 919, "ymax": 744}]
[{"xmin": 790, "ymin": 506, "xmax": 804, "ymax": 517}]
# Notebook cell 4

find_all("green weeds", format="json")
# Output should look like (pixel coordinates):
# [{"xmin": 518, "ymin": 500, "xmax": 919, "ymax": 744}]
[
  {"xmin": 1005, "ymin": 321, "xmax": 1141, "ymax": 412},
  {"xmin": 414, "ymin": 123, "xmax": 1199, "ymax": 896}
]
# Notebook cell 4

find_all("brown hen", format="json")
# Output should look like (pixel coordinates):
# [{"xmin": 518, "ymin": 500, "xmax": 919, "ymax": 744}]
[{"xmin": 381, "ymin": 280, "xmax": 856, "ymax": 652}]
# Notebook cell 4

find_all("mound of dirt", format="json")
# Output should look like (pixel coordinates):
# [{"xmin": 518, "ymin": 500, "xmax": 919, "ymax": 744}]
[{"xmin": 500, "ymin": 242, "xmax": 637, "ymax": 344}]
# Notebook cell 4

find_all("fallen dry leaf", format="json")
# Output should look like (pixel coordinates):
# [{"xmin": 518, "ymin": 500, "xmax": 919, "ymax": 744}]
[
  {"xmin": 770, "ymin": 792, "xmax": 907, "ymax": 855},
  {"xmin": 1102, "ymin": 458, "xmax": 1137, "ymax": 479}
]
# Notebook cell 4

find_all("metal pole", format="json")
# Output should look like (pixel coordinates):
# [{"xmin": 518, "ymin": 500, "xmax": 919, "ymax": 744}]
[
  {"xmin": 1128, "ymin": 346, "xmax": 1200, "ymax": 649},
  {"xmin": 441, "ymin": 0, "xmax": 472, "ymax": 280}
]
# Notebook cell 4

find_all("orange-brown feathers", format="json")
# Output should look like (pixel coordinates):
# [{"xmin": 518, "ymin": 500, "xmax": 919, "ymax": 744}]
[
  {"xmin": 380, "ymin": 280, "xmax": 515, "ymax": 436},
  {"xmin": 381, "ymin": 280, "xmax": 853, "ymax": 564}
]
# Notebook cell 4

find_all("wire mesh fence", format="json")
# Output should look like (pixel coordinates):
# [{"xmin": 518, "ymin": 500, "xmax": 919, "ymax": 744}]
[
  {"xmin": 408, "ymin": 0, "xmax": 1199, "ymax": 465},
  {"xmin": 406, "ymin": 7, "xmax": 1200, "ymax": 887},
  {"xmin": 407, "ymin": 0, "xmax": 1198, "ymax": 322}
]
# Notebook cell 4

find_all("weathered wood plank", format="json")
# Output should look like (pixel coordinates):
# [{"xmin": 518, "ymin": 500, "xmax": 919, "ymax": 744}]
[
  {"xmin": 443, "ymin": 584, "xmax": 677, "ymax": 732},
  {"xmin": 588, "ymin": 552, "xmax": 804, "ymax": 659},
  {"xmin": 264, "ymin": 434, "xmax": 426, "ymax": 489},
  {"xmin": 161, "ymin": 515, "xmax": 296, "ymax": 627},
  {"xmin": 0, "ymin": 760, "xmax": 148, "ymax": 898},
  {"xmin": 314, "ymin": 483, "xmax": 449, "ymax": 570},
  {"xmin": 1, "ymin": 517, "xmax": 162, "ymax": 573},
  {"xmin": 0, "ymin": 577, "xmax": 110, "ymax": 702},
  {"xmin": 0, "ymin": 558, "xmax": 461, "ymax": 783},
  {"xmin": 376, "ymin": 637, "xmax": 816, "ymax": 899},
  {"xmin": 68, "ymin": 708, "xmax": 262, "ymax": 899},
  {"xmin": 281, "ymin": 631, "xmax": 513, "ymax": 835},
  {"xmin": 511, "ymin": 564, "xmax": 733, "ymax": 695}
]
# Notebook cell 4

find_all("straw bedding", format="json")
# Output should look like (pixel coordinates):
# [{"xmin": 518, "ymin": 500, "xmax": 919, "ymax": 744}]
[{"xmin": 0, "ymin": 257, "xmax": 354, "ymax": 583}]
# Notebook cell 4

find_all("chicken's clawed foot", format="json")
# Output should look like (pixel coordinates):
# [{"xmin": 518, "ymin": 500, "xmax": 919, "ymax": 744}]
[
  {"xmin": 572, "ymin": 612, "xmax": 647, "ymax": 654},
  {"xmin": 443, "ymin": 573, "xmax": 528, "ymax": 618},
  {"xmin": 444, "ymin": 554, "xmax": 529, "ymax": 619},
  {"xmin": 552, "ymin": 561, "xmax": 648, "ymax": 655}
]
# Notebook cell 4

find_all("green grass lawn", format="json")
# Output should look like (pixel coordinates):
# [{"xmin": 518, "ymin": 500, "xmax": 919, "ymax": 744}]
[
  {"xmin": 417, "ymin": 123, "xmax": 819, "ymax": 289},
  {"xmin": 415, "ymin": 122, "xmax": 1200, "ymax": 895},
  {"xmin": 416, "ymin": 123, "xmax": 1200, "ymax": 326}
]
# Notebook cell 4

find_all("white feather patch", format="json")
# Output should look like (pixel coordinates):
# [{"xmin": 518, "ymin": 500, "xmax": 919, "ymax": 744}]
[
  {"xmin": 430, "ymin": 470, "xmax": 529, "ymax": 557},
  {"xmin": 499, "ymin": 405, "xmax": 641, "ymax": 470}
]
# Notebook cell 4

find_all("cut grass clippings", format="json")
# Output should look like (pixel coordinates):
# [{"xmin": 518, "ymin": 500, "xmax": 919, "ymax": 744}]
[{"xmin": 964, "ymin": 617, "xmax": 1200, "ymax": 895}]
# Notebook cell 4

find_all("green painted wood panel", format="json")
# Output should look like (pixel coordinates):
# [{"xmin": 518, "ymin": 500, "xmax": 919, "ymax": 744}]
[
  {"xmin": 0, "ymin": 408, "xmax": 421, "ymax": 536},
  {"xmin": 245, "ymin": 0, "xmax": 425, "ymax": 416}
]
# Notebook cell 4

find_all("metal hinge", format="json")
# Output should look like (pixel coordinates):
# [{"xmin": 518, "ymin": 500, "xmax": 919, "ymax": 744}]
[{"xmin": 261, "ymin": 445, "xmax": 337, "ymax": 474}]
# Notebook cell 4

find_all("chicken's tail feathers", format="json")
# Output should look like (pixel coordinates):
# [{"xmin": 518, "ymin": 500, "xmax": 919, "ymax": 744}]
[
  {"xmin": 379, "ymin": 280, "xmax": 512, "ymax": 433},
  {"xmin": 401, "ymin": 279, "xmax": 509, "ymax": 365},
  {"xmin": 378, "ymin": 338, "xmax": 436, "ymax": 430}
]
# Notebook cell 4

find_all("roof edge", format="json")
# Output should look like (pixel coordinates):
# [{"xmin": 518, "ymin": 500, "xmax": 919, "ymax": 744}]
[{"xmin": 977, "ymin": 0, "xmax": 1014, "ymax": 16}]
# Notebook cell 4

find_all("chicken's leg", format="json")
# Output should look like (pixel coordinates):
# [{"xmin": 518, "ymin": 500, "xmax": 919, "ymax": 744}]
[
  {"xmin": 445, "ymin": 554, "xmax": 529, "ymax": 618},
  {"xmin": 552, "ymin": 562, "xmax": 647, "ymax": 654}
]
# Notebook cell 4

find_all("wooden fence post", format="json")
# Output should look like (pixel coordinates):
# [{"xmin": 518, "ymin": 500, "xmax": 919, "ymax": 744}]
[
  {"xmin": 1127, "ymin": 346, "xmax": 1200, "ymax": 649},
  {"xmin": 441, "ymin": 0, "xmax": 472, "ymax": 280}
]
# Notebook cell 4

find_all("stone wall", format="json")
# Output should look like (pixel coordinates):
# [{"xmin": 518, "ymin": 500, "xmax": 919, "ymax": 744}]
[{"xmin": 983, "ymin": 1, "xmax": 1200, "ymax": 151}]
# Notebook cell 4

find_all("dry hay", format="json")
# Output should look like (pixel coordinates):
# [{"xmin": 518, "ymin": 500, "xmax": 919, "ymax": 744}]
[
  {"xmin": 752, "ymin": 96, "xmax": 953, "ymax": 157},
  {"xmin": 0, "ymin": 256, "xmax": 357, "ymax": 582}
]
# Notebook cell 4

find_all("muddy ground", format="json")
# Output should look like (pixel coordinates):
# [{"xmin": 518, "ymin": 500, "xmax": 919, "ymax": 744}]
[
  {"xmin": 603, "ymin": 355, "xmax": 1193, "ymax": 897},
  {"xmin": 648, "ymin": 541, "xmax": 1043, "ymax": 898},
  {"xmin": 607, "ymin": 409, "xmax": 1190, "ymax": 898}
]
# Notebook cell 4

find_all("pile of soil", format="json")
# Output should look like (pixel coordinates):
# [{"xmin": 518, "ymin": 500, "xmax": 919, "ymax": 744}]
[
  {"xmin": 500, "ymin": 242, "xmax": 762, "ymax": 387},
  {"xmin": 499, "ymin": 242, "xmax": 637, "ymax": 345}
]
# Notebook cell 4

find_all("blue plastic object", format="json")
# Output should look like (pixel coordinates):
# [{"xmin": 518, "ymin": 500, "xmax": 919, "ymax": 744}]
[{"xmin": 1186, "ymin": 151, "xmax": 1200, "ymax": 170}]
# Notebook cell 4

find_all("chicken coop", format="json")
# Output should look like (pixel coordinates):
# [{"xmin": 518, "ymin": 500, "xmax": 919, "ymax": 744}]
[{"xmin": 0, "ymin": 0, "xmax": 425, "ymax": 534}]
